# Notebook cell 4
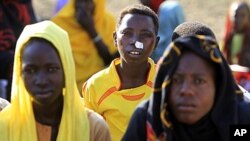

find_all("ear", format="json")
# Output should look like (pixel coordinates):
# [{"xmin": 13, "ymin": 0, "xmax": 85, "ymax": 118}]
[
  {"xmin": 113, "ymin": 32, "xmax": 118, "ymax": 47},
  {"xmin": 154, "ymin": 36, "xmax": 160, "ymax": 49}
]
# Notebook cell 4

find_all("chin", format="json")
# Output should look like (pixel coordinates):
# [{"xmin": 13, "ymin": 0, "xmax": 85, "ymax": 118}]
[{"xmin": 176, "ymin": 115, "xmax": 198, "ymax": 125}]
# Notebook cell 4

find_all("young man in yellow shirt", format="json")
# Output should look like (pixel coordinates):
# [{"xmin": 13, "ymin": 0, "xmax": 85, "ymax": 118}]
[{"xmin": 82, "ymin": 4, "xmax": 160, "ymax": 141}]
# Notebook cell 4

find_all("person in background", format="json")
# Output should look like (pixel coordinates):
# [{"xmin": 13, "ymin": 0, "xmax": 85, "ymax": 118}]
[
  {"xmin": 82, "ymin": 4, "xmax": 159, "ymax": 141},
  {"xmin": 52, "ymin": 0, "xmax": 119, "ymax": 92},
  {"xmin": 151, "ymin": 0, "xmax": 185, "ymax": 62},
  {"xmin": 0, "ymin": 21, "xmax": 111, "ymax": 141},
  {"xmin": 223, "ymin": 1, "xmax": 250, "ymax": 67},
  {"xmin": 54, "ymin": 0, "xmax": 68, "ymax": 14},
  {"xmin": 122, "ymin": 35, "xmax": 250, "ymax": 141},
  {"xmin": 139, "ymin": 0, "xmax": 185, "ymax": 62},
  {"xmin": 0, "ymin": 0, "xmax": 36, "ymax": 101}
]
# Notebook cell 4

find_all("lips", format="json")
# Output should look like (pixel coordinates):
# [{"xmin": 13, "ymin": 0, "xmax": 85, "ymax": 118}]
[
  {"xmin": 176, "ymin": 103, "xmax": 196, "ymax": 112},
  {"xmin": 34, "ymin": 91, "xmax": 53, "ymax": 98},
  {"xmin": 129, "ymin": 51, "xmax": 140, "ymax": 55}
]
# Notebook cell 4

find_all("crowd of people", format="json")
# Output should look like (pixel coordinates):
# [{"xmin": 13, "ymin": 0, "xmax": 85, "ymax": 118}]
[{"xmin": 0, "ymin": 0, "xmax": 250, "ymax": 141}]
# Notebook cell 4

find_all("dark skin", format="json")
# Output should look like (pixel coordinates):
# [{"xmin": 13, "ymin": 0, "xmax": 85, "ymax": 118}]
[
  {"xmin": 113, "ymin": 13, "xmax": 159, "ymax": 89},
  {"xmin": 22, "ymin": 39, "xmax": 64, "ymax": 140},
  {"xmin": 232, "ymin": 3, "xmax": 250, "ymax": 33},
  {"xmin": 75, "ymin": 0, "xmax": 118, "ymax": 65}
]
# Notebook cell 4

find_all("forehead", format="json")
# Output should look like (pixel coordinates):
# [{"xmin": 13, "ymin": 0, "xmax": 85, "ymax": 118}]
[
  {"xmin": 22, "ymin": 39, "xmax": 60, "ymax": 62},
  {"xmin": 176, "ymin": 51, "xmax": 214, "ymax": 74},
  {"xmin": 118, "ymin": 13, "xmax": 155, "ymax": 30}
]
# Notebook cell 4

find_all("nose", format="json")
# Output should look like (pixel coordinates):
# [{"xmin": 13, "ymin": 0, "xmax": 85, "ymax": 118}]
[
  {"xmin": 179, "ymin": 80, "xmax": 194, "ymax": 96},
  {"xmin": 35, "ymin": 71, "xmax": 48, "ymax": 87},
  {"xmin": 130, "ymin": 35, "xmax": 140, "ymax": 46}
]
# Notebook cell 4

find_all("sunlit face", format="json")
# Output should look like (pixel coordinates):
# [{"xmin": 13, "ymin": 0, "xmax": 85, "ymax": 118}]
[
  {"xmin": 114, "ymin": 13, "xmax": 159, "ymax": 64},
  {"xmin": 169, "ymin": 51, "xmax": 216, "ymax": 125},
  {"xmin": 231, "ymin": 4, "xmax": 250, "ymax": 32},
  {"xmin": 22, "ymin": 39, "xmax": 64, "ymax": 105}
]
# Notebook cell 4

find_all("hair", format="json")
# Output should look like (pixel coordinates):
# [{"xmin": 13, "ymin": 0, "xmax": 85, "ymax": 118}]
[
  {"xmin": 172, "ymin": 21, "xmax": 216, "ymax": 41},
  {"xmin": 237, "ymin": 1, "xmax": 250, "ymax": 18},
  {"xmin": 231, "ymin": 1, "xmax": 250, "ymax": 16},
  {"xmin": 22, "ymin": 37, "xmax": 59, "ymax": 58},
  {"xmin": 116, "ymin": 4, "xmax": 159, "ymax": 34}
]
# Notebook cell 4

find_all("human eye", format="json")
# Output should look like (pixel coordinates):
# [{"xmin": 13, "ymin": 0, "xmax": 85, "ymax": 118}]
[
  {"xmin": 23, "ymin": 67, "xmax": 36, "ymax": 74},
  {"xmin": 48, "ymin": 66, "xmax": 60, "ymax": 73},
  {"xmin": 121, "ymin": 30, "xmax": 133, "ymax": 37},
  {"xmin": 140, "ymin": 31, "xmax": 153, "ymax": 38},
  {"xmin": 194, "ymin": 78, "xmax": 205, "ymax": 85},
  {"xmin": 172, "ymin": 75, "xmax": 182, "ymax": 85}
]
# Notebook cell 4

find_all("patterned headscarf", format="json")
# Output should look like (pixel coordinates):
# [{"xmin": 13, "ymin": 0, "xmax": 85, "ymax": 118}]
[
  {"xmin": 147, "ymin": 35, "xmax": 243, "ymax": 141},
  {"xmin": 0, "ymin": 21, "xmax": 89, "ymax": 141}
]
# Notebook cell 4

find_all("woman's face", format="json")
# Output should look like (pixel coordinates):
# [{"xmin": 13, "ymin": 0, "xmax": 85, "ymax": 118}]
[
  {"xmin": 114, "ymin": 13, "xmax": 159, "ymax": 64},
  {"xmin": 169, "ymin": 51, "xmax": 216, "ymax": 125},
  {"xmin": 22, "ymin": 39, "xmax": 64, "ymax": 105}
]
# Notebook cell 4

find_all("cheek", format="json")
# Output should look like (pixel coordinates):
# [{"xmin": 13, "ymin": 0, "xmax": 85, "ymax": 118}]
[
  {"xmin": 22, "ymin": 74, "xmax": 33, "ymax": 91},
  {"xmin": 144, "ymin": 39, "xmax": 156, "ymax": 53},
  {"xmin": 200, "ymin": 91, "xmax": 215, "ymax": 110},
  {"xmin": 56, "ymin": 72, "xmax": 65, "ymax": 88}
]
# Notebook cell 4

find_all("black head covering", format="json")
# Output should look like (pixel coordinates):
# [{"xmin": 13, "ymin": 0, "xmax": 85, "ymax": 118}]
[{"xmin": 147, "ymin": 35, "xmax": 244, "ymax": 141}]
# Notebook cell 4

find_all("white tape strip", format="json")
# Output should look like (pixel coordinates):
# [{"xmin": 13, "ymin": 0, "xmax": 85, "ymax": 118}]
[{"xmin": 135, "ymin": 41, "xmax": 143, "ymax": 49}]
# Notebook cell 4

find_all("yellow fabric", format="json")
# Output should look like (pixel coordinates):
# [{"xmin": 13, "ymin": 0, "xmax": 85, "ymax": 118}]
[
  {"xmin": 52, "ymin": 0, "xmax": 117, "ymax": 90},
  {"xmin": 83, "ymin": 58, "xmax": 156, "ymax": 141},
  {"xmin": 0, "ymin": 21, "xmax": 90, "ymax": 141}
]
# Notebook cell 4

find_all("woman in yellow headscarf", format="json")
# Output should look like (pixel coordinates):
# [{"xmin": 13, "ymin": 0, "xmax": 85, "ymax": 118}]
[
  {"xmin": 52, "ymin": 0, "xmax": 118, "ymax": 91},
  {"xmin": 0, "ymin": 20, "xmax": 111, "ymax": 141}
]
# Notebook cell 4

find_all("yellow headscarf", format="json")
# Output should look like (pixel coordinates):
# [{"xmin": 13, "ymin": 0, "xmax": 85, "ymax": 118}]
[
  {"xmin": 52, "ymin": 0, "xmax": 117, "ymax": 90},
  {"xmin": 0, "ymin": 21, "xmax": 89, "ymax": 141}
]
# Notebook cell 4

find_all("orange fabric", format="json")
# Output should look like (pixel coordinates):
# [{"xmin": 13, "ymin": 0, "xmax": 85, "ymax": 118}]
[{"xmin": 97, "ymin": 87, "xmax": 117, "ymax": 106}]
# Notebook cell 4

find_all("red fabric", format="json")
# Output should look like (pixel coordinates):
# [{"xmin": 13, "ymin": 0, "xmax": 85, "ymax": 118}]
[
  {"xmin": 150, "ymin": 0, "xmax": 164, "ymax": 13},
  {"xmin": 0, "ymin": 0, "xmax": 35, "ymax": 51}
]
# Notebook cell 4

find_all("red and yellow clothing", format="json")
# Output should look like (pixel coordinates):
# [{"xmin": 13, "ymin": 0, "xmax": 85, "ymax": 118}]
[{"xmin": 83, "ymin": 58, "xmax": 156, "ymax": 141}]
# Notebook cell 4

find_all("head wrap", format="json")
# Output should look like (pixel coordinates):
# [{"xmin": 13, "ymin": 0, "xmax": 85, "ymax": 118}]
[
  {"xmin": 147, "ymin": 35, "xmax": 243, "ymax": 141},
  {"xmin": 52, "ymin": 0, "xmax": 117, "ymax": 90},
  {"xmin": 0, "ymin": 21, "xmax": 89, "ymax": 141}
]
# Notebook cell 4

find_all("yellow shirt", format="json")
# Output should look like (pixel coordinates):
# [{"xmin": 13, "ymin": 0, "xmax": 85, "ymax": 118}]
[{"xmin": 83, "ymin": 58, "xmax": 156, "ymax": 141}]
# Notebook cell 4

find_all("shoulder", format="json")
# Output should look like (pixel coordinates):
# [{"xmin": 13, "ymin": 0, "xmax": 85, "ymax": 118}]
[
  {"xmin": 86, "ymin": 64, "xmax": 114, "ymax": 85},
  {"xmin": 86, "ymin": 109, "xmax": 111, "ymax": 141}
]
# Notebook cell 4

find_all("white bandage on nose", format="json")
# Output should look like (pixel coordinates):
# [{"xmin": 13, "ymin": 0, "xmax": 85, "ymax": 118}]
[{"xmin": 135, "ymin": 41, "xmax": 143, "ymax": 49}]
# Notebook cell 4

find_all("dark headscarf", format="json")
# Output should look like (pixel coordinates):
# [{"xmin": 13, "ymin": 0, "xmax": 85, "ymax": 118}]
[{"xmin": 147, "ymin": 35, "xmax": 245, "ymax": 141}]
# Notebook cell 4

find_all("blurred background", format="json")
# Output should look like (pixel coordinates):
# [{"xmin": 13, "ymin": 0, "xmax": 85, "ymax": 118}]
[{"xmin": 32, "ymin": 0, "xmax": 242, "ymax": 44}]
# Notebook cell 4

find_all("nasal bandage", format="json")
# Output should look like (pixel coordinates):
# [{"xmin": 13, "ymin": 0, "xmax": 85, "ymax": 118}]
[{"xmin": 135, "ymin": 41, "xmax": 143, "ymax": 49}]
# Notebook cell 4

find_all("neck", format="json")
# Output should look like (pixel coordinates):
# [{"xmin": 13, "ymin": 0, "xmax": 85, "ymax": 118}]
[
  {"xmin": 33, "ymin": 96, "xmax": 63, "ymax": 126},
  {"xmin": 117, "ymin": 59, "xmax": 150, "ymax": 89}
]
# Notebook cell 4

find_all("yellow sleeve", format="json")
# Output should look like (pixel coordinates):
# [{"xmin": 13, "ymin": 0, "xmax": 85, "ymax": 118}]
[{"xmin": 82, "ymin": 82, "xmax": 99, "ymax": 112}]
